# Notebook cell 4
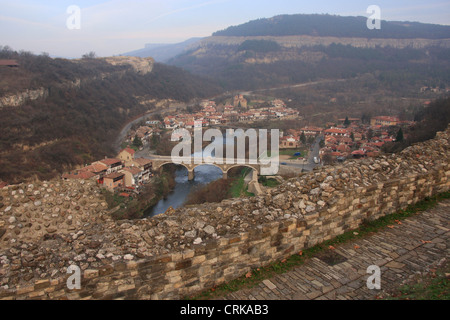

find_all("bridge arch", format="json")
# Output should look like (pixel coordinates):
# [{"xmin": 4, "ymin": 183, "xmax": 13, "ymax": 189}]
[
  {"xmin": 156, "ymin": 162, "xmax": 228, "ymax": 181},
  {"xmin": 152, "ymin": 158, "xmax": 262, "ymax": 182},
  {"xmin": 223, "ymin": 164, "xmax": 259, "ymax": 180}
]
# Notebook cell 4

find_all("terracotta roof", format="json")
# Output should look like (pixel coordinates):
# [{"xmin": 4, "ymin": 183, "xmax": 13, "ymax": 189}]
[
  {"xmin": 373, "ymin": 116, "xmax": 399, "ymax": 122},
  {"xmin": 119, "ymin": 193, "xmax": 131, "ymax": 198},
  {"xmin": 81, "ymin": 163, "xmax": 108, "ymax": 173},
  {"xmin": 133, "ymin": 158, "xmax": 152, "ymax": 166},
  {"xmin": 0, "ymin": 60, "xmax": 19, "ymax": 66},
  {"xmin": 123, "ymin": 167, "xmax": 142, "ymax": 175},
  {"xmin": 62, "ymin": 171, "xmax": 96, "ymax": 180},
  {"xmin": 325, "ymin": 128, "xmax": 348, "ymax": 134},
  {"xmin": 121, "ymin": 148, "xmax": 136, "ymax": 156},
  {"xmin": 0, "ymin": 181, "xmax": 8, "ymax": 189},
  {"xmin": 99, "ymin": 158, "xmax": 122, "ymax": 166}
]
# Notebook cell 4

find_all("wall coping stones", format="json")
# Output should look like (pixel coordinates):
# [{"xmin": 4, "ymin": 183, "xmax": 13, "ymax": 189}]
[{"xmin": 0, "ymin": 127, "xmax": 449, "ymax": 300}]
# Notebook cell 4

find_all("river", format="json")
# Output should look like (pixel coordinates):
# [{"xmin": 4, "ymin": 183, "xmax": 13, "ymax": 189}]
[
  {"xmin": 145, "ymin": 164, "xmax": 223, "ymax": 217},
  {"xmin": 145, "ymin": 132, "xmax": 238, "ymax": 217}
]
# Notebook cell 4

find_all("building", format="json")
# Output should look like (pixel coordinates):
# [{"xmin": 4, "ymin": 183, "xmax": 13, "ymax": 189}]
[
  {"xmin": 63, "ymin": 162, "xmax": 108, "ymax": 182},
  {"xmin": 118, "ymin": 148, "xmax": 136, "ymax": 162},
  {"xmin": 79, "ymin": 163, "xmax": 108, "ymax": 183},
  {"xmin": 280, "ymin": 136, "xmax": 300, "ymax": 149},
  {"xmin": 324, "ymin": 128, "xmax": 349, "ymax": 137},
  {"xmin": 127, "ymin": 158, "xmax": 153, "ymax": 182},
  {"xmin": 300, "ymin": 127, "xmax": 323, "ymax": 137},
  {"xmin": 103, "ymin": 172, "xmax": 125, "ymax": 192},
  {"xmin": 121, "ymin": 167, "xmax": 143, "ymax": 188},
  {"xmin": 370, "ymin": 116, "xmax": 400, "ymax": 127},
  {"xmin": 95, "ymin": 158, "xmax": 123, "ymax": 175},
  {"xmin": 0, "ymin": 60, "xmax": 19, "ymax": 67},
  {"xmin": 62, "ymin": 171, "xmax": 96, "ymax": 181},
  {"xmin": 233, "ymin": 95, "xmax": 248, "ymax": 109}
]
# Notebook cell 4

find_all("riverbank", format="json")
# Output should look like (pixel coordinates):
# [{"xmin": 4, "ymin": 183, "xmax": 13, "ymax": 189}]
[{"xmin": 103, "ymin": 169, "xmax": 177, "ymax": 220}]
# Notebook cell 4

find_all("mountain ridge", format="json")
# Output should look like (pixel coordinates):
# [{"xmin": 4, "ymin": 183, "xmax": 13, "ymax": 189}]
[
  {"xmin": 212, "ymin": 14, "xmax": 450, "ymax": 39},
  {"xmin": 124, "ymin": 37, "xmax": 204, "ymax": 62},
  {"xmin": 167, "ymin": 14, "xmax": 450, "ymax": 91}
]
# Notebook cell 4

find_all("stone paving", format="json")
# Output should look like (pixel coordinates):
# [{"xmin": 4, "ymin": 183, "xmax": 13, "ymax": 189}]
[{"xmin": 223, "ymin": 200, "xmax": 450, "ymax": 300}]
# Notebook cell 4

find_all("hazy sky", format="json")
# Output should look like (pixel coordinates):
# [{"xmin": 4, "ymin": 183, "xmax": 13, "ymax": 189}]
[{"xmin": 1, "ymin": 0, "xmax": 449, "ymax": 58}]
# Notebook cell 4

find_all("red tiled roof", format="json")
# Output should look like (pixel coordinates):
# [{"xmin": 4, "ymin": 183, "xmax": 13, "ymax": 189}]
[
  {"xmin": 0, "ymin": 181, "xmax": 8, "ymax": 188},
  {"xmin": 99, "ymin": 158, "xmax": 122, "ymax": 166},
  {"xmin": 373, "ymin": 116, "xmax": 399, "ymax": 122},
  {"xmin": 0, "ymin": 60, "xmax": 19, "ymax": 66},
  {"xmin": 62, "ymin": 171, "xmax": 96, "ymax": 180},
  {"xmin": 325, "ymin": 128, "xmax": 348, "ymax": 134},
  {"xmin": 119, "ymin": 193, "xmax": 131, "ymax": 198},
  {"xmin": 133, "ymin": 158, "xmax": 152, "ymax": 166},
  {"xmin": 123, "ymin": 167, "xmax": 142, "ymax": 175},
  {"xmin": 121, "ymin": 148, "xmax": 136, "ymax": 156},
  {"xmin": 81, "ymin": 163, "xmax": 108, "ymax": 174}
]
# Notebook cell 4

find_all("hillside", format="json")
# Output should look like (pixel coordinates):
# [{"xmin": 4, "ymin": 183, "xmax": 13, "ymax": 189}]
[
  {"xmin": 124, "ymin": 38, "xmax": 203, "ymax": 62},
  {"xmin": 213, "ymin": 14, "xmax": 450, "ymax": 39},
  {"xmin": 168, "ymin": 14, "xmax": 450, "ymax": 92},
  {"xmin": 0, "ymin": 47, "xmax": 221, "ymax": 183}
]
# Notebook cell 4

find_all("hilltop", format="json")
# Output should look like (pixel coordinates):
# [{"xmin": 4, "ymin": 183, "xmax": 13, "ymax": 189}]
[
  {"xmin": 168, "ymin": 14, "xmax": 450, "ymax": 92},
  {"xmin": 124, "ymin": 38, "xmax": 204, "ymax": 63},
  {"xmin": 212, "ymin": 14, "xmax": 450, "ymax": 38}
]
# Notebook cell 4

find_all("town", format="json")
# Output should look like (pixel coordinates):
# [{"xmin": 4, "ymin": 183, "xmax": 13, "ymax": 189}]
[{"xmin": 51, "ymin": 95, "xmax": 413, "ymax": 197}]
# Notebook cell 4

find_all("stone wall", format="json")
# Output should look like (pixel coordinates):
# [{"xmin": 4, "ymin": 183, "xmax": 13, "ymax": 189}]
[{"xmin": 0, "ymin": 128, "xmax": 449, "ymax": 300}]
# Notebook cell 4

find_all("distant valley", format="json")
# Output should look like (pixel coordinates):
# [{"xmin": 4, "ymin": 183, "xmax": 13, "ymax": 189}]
[{"xmin": 1, "ymin": 13, "xmax": 450, "ymax": 184}]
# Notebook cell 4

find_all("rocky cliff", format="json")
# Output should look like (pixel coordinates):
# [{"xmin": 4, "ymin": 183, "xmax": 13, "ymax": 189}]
[
  {"xmin": 103, "ymin": 56, "xmax": 154, "ymax": 75},
  {"xmin": 0, "ymin": 88, "xmax": 49, "ymax": 108},
  {"xmin": 192, "ymin": 35, "xmax": 450, "ymax": 50},
  {"xmin": 0, "ymin": 56, "xmax": 154, "ymax": 109},
  {"xmin": 0, "ymin": 126, "xmax": 449, "ymax": 300}
]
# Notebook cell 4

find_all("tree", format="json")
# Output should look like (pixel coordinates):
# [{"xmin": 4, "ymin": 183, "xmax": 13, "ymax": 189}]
[
  {"xmin": 367, "ymin": 129, "xmax": 374, "ymax": 141},
  {"xmin": 350, "ymin": 132, "xmax": 355, "ymax": 142},
  {"xmin": 322, "ymin": 151, "xmax": 333, "ymax": 165},
  {"xmin": 344, "ymin": 116, "xmax": 351, "ymax": 127},
  {"xmin": 361, "ymin": 113, "xmax": 372, "ymax": 125},
  {"xmin": 133, "ymin": 136, "xmax": 143, "ymax": 149},
  {"xmin": 82, "ymin": 52, "xmax": 97, "ymax": 59},
  {"xmin": 396, "ymin": 128, "xmax": 404, "ymax": 142},
  {"xmin": 300, "ymin": 132, "xmax": 307, "ymax": 145}
]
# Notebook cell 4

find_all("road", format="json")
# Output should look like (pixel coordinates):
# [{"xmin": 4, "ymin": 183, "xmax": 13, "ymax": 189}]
[
  {"xmin": 240, "ymin": 78, "xmax": 353, "ymax": 96},
  {"xmin": 281, "ymin": 135, "xmax": 323, "ymax": 172},
  {"xmin": 114, "ymin": 103, "xmax": 187, "ymax": 153}
]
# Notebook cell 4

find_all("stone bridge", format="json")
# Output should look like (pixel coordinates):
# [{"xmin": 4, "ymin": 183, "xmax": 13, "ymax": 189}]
[{"xmin": 150, "ymin": 156, "xmax": 264, "ymax": 195}]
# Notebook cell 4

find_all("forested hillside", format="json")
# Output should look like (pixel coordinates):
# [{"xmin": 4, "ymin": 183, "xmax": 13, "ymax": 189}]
[
  {"xmin": 170, "ymin": 43, "xmax": 450, "ymax": 92},
  {"xmin": 0, "ymin": 48, "xmax": 221, "ymax": 183},
  {"xmin": 169, "ymin": 14, "xmax": 450, "ymax": 92},
  {"xmin": 213, "ymin": 14, "xmax": 450, "ymax": 39}
]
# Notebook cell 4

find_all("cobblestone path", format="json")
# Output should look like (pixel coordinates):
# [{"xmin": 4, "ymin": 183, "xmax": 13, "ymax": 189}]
[{"xmin": 224, "ymin": 200, "xmax": 450, "ymax": 300}]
